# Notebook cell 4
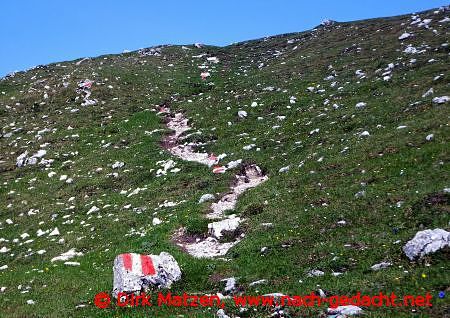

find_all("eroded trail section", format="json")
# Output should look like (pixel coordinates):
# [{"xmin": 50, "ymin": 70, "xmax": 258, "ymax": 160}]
[
  {"xmin": 208, "ymin": 165, "xmax": 268, "ymax": 219},
  {"xmin": 163, "ymin": 110, "xmax": 216, "ymax": 166},
  {"xmin": 160, "ymin": 107, "xmax": 268, "ymax": 258}
]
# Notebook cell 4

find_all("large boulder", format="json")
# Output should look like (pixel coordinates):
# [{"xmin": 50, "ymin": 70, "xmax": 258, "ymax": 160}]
[
  {"xmin": 403, "ymin": 228, "xmax": 450, "ymax": 260},
  {"xmin": 112, "ymin": 252, "xmax": 181, "ymax": 298}
]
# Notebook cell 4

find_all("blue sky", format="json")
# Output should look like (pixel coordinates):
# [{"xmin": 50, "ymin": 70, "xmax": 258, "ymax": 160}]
[{"xmin": 0, "ymin": 1, "xmax": 448, "ymax": 76}]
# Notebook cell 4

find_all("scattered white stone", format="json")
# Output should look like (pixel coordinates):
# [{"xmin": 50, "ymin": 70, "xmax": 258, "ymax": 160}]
[
  {"xmin": 223, "ymin": 159, "xmax": 239, "ymax": 171},
  {"xmin": 422, "ymin": 88, "xmax": 434, "ymax": 98},
  {"xmin": 237, "ymin": 110, "xmax": 248, "ymax": 118},
  {"xmin": 243, "ymin": 144, "xmax": 256, "ymax": 150},
  {"xmin": 403, "ymin": 45, "xmax": 419, "ymax": 54},
  {"xmin": 355, "ymin": 102, "xmax": 367, "ymax": 109},
  {"xmin": 152, "ymin": 217, "xmax": 162, "ymax": 226},
  {"xmin": 355, "ymin": 70, "xmax": 366, "ymax": 78},
  {"xmin": 371, "ymin": 262, "xmax": 392, "ymax": 271},
  {"xmin": 156, "ymin": 159, "xmax": 177, "ymax": 176},
  {"xmin": 199, "ymin": 194, "xmax": 215, "ymax": 204},
  {"xmin": 279, "ymin": 166, "xmax": 290, "ymax": 173},
  {"xmin": 221, "ymin": 277, "xmax": 237, "ymax": 294},
  {"xmin": 432, "ymin": 96, "xmax": 449, "ymax": 104},
  {"xmin": 0, "ymin": 247, "xmax": 11, "ymax": 253},
  {"xmin": 426, "ymin": 134, "xmax": 434, "ymax": 141},
  {"xmin": 51, "ymin": 248, "xmax": 83, "ymax": 262},
  {"xmin": 217, "ymin": 309, "xmax": 231, "ymax": 318},
  {"xmin": 16, "ymin": 150, "xmax": 47, "ymax": 167},
  {"xmin": 249, "ymin": 279, "xmax": 267, "ymax": 286},
  {"xmin": 87, "ymin": 206, "xmax": 100, "ymax": 215},
  {"xmin": 354, "ymin": 190, "xmax": 366, "ymax": 198},
  {"xmin": 64, "ymin": 261, "xmax": 81, "ymax": 266},
  {"xmin": 112, "ymin": 161, "xmax": 125, "ymax": 169},
  {"xmin": 398, "ymin": 32, "xmax": 412, "ymax": 40},
  {"xmin": 359, "ymin": 131, "xmax": 370, "ymax": 137},
  {"xmin": 418, "ymin": 18, "xmax": 432, "ymax": 28},
  {"xmin": 327, "ymin": 305, "xmax": 363, "ymax": 316},
  {"xmin": 307, "ymin": 269, "xmax": 324, "ymax": 277},
  {"xmin": 48, "ymin": 227, "xmax": 60, "ymax": 236},
  {"xmin": 127, "ymin": 187, "xmax": 146, "ymax": 197},
  {"xmin": 403, "ymin": 229, "xmax": 450, "ymax": 260},
  {"xmin": 207, "ymin": 57, "xmax": 219, "ymax": 63}
]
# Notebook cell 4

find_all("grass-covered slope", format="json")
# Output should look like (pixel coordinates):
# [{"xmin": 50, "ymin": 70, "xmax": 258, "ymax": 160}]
[{"xmin": 0, "ymin": 7, "xmax": 449, "ymax": 318}]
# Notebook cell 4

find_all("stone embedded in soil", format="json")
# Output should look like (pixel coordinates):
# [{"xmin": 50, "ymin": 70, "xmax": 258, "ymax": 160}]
[
  {"xmin": 249, "ymin": 279, "xmax": 267, "ymax": 286},
  {"xmin": 16, "ymin": 150, "xmax": 47, "ymax": 167},
  {"xmin": 208, "ymin": 215, "xmax": 241, "ymax": 239},
  {"xmin": 216, "ymin": 309, "xmax": 231, "ymax": 318},
  {"xmin": 221, "ymin": 277, "xmax": 237, "ymax": 294},
  {"xmin": 370, "ymin": 262, "xmax": 392, "ymax": 271},
  {"xmin": 51, "ymin": 248, "xmax": 83, "ymax": 262},
  {"xmin": 327, "ymin": 305, "xmax": 363, "ymax": 316},
  {"xmin": 178, "ymin": 235, "xmax": 240, "ymax": 259},
  {"xmin": 403, "ymin": 228, "xmax": 450, "ymax": 260},
  {"xmin": 307, "ymin": 269, "xmax": 325, "ymax": 277},
  {"xmin": 199, "ymin": 193, "xmax": 215, "ymax": 204},
  {"xmin": 432, "ymin": 95, "xmax": 449, "ymax": 104}
]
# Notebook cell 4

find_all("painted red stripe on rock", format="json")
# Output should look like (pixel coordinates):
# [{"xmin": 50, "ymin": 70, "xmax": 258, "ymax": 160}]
[
  {"xmin": 121, "ymin": 253, "xmax": 133, "ymax": 271},
  {"xmin": 140, "ymin": 255, "xmax": 156, "ymax": 276}
]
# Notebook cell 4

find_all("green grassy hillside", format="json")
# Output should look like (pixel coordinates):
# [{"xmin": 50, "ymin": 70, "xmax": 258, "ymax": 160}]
[{"xmin": 0, "ymin": 6, "xmax": 449, "ymax": 318}]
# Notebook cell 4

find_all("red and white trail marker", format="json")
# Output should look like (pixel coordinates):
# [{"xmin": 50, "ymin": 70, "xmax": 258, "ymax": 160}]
[
  {"xmin": 212, "ymin": 165, "xmax": 226, "ymax": 174},
  {"xmin": 120, "ymin": 253, "xmax": 156, "ymax": 276}
]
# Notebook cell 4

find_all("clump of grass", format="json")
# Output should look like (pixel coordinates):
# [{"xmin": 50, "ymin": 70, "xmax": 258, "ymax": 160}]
[
  {"xmin": 184, "ymin": 215, "xmax": 209, "ymax": 236},
  {"xmin": 242, "ymin": 203, "xmax": 265, "ymax": 216}
]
